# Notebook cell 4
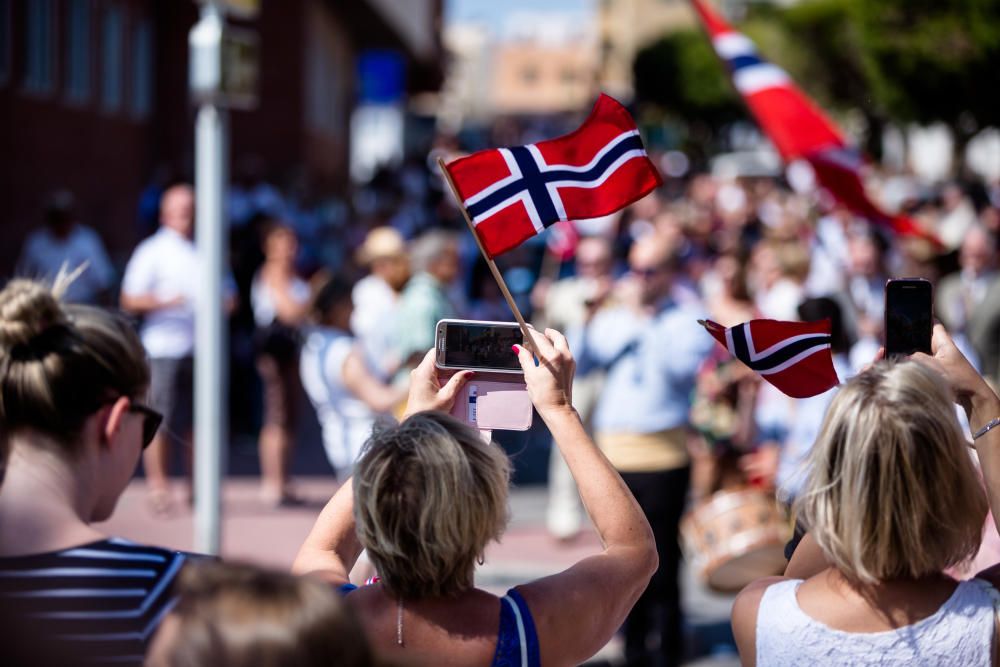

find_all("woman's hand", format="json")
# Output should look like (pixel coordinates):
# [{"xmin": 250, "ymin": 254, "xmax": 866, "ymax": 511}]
[
  {"xmin": 911, "ymin": 324, "xmax": 1000, "ymax": 427},
  {"xmin": 514, "ymin": 327, "xmax": 576, "ymax": 418},
  {"xmin": 403, "ymin": 349, "xmax": 473, "ymax": 418}
]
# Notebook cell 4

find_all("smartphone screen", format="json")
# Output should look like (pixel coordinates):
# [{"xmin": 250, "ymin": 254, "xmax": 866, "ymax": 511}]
[
  {"xmin": 884, "ymin": 278, "xmax": 933, "ymax": 357},
  {"xmin": 439, "ymin": 321, "xmax": 523, "ymax": 372}
]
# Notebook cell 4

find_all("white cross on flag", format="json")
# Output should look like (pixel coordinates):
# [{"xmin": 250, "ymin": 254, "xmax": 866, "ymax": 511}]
[{"xmin": 443, "ymin": 94, "xmax": 662, "ymax": 258}]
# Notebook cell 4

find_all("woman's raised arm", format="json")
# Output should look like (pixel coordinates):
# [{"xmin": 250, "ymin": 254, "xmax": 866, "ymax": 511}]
[
  {"xmin": 514, "ymin": 328, "xmax": 658, "ymax": 666},
  {"xmin": 292, "ymin": 478, "xmax": 361, "ymax": 584},
  {"xmin": 913, "ymin": 324, "xmax": 1000, "ymax": 532}
]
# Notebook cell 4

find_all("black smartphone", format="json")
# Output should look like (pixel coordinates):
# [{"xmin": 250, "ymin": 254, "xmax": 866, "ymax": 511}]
[
  {"xmin": 884, "ymin": 278, "xmax": 933, "ymax": 357},
  {"xmin": 435, "ymin": 319, "xmax": 524, "ymax": 374}
]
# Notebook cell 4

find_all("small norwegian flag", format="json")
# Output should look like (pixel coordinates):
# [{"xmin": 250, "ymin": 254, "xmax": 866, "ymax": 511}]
[
  {"xmin": 443, "ymin": 94, "xmax": 662, "ymax": 258},
  {"xmin": 700, "ymin": 318, "xmax": 840, "ymax": 398}
]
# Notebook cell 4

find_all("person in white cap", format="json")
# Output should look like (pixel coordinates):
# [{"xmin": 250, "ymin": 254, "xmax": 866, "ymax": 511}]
[{"xmin": 351, "ymin": 227, "xmax": 409, "ymax": 379}]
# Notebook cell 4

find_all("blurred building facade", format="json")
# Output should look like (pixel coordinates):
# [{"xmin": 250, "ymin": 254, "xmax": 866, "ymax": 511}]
[
  {"xmin": 0, "ymin": 0, "xmax": 442, "ymax": 276},
  {"xmin": 490, "ymin": 14, "xmax": 598, "ymax": 116},
  {"xmin": 440, "ymin": 1, "xmax": 702, "ymax": 130},
  {"xmin": 439, "ymin": 11, "xmax": 598, "ymax": 129}
]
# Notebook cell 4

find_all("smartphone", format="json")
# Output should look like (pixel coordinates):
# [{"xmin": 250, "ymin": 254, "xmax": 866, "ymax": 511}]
[
  {"xmin": 435, "ymin": 319, "xmax": 524, "ymax": 374},
  {"xmin": 884, "ymin": 278, "xmax": 933, "ymax": 357}
]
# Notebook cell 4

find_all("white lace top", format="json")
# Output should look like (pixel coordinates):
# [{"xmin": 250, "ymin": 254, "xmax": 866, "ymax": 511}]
[{"xmin": 756, "ymin": 578, "xmax": 997, "ymax": 666}]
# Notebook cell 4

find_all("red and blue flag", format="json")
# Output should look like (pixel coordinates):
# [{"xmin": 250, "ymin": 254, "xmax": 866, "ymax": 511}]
[
  {"xmin": 443, "ymin": 94, "xmax": 662, "ymax": 258},
  {"xmin": 691, "ymin": 0, "xmax": 933, "ymax": 242},
  {"xmin": 700, "ymin": 318, "xmax": 840, "ymax": 399}
]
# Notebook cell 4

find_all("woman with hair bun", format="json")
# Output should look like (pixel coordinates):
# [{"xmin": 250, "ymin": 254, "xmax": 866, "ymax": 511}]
[
  {"xmin": 0, "ymin": 275, "xmax": 187, "ymax": 666},
  {"xmin": 295, "ymin": 327, "xmax": 659, "ymax": 666},
  {"xmin": 733, "ymin": 324, "xmax": 1000, "ymax": 666}
]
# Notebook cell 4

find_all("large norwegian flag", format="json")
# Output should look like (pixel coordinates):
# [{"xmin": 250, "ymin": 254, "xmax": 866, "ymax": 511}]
[
  {"xmin": 700, "ymin": 318, "xmax": 840, "ymax": 398},
  {"xmin": 443, "ymin": 94, "xmax": 662, "ymax": 258},
  {"xmin": 691, "ymin": 0, "xmax": 931, "ymax": 242}
]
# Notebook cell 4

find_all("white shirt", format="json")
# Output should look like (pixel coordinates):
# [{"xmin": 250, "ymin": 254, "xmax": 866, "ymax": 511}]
[
  {"xmin": 756, "ymin": 278, "xmax": 804, "ymax": 322},
  {"xmin": 299, "ymin": 327, "xmax": 382, "ymax": 475},
  {"xmin": 350, "ymin": 274, "xmax": 399, "ymax": 379},
  {"xmin": 756, "ymin": 578, "xmax": 995, "ymax": 666},
  {"xmin": 250, "ymin": 272, "xmax": 310, "ymax": 328},
  {"xmin": 18, "ymin": 225, "xmax": 114, "ymax": 304},
  {"xmin": 121, "ymin": 228, "xmax": 200, "ymax": 359}
]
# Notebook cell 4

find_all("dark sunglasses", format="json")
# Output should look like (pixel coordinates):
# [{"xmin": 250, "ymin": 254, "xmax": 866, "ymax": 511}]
[{"xmin": 128, "ymin": 402, "xmax": 163, "ymax": 450}]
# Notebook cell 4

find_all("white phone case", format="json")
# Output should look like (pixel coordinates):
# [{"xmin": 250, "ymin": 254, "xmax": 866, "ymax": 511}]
[{"xmin": 446, "ymin": 373, "xmax": 533, "ymax": 431}]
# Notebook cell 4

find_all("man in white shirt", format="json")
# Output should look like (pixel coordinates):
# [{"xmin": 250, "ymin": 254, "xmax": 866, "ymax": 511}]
[
  {"xmin": 120, "ymin": 184, "xmax": 199, "ymax": 513},
  {"xmin": 350, "ymin": 227, "xmax": 409, "ymax": 379},
  {"xmin": 938, "ymin": 225, "xmax": 1000, "ymax": 384},
  {"xmin": 17, "ymin": 190, "xmax": 115, "ymax": 305}
]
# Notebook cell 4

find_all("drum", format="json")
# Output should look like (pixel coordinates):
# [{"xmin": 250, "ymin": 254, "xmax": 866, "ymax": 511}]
[{"xmin": 680, "ymin": 488, "xmax": 790, "ymax": 593}]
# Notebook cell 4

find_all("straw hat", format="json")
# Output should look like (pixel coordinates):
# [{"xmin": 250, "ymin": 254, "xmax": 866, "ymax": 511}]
[{"xmin": 356, "ymin": 227, "xmax": 406, "ymax": 265}]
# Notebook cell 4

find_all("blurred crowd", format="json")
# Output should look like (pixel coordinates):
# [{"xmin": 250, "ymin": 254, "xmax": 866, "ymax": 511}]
[
  {"xmin": 8, "ymin": 132, "xmax": 1000, "ymax": 664},
  {"xmin": 14, "ymin": 132, "xmax": 1000, "ymax": 532}
]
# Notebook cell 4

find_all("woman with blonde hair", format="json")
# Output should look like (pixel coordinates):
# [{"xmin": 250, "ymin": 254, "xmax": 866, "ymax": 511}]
[
  {"xmin": 294, "ymin": 328, "xmax": 659, "ymax": 666},
  {"xmin": 0, "ymin": 276, "xmax": 186, "ymax": 665},
  {"xmin": 732, "ymin": 324, "xmax": 1000, "ymax": 666}
]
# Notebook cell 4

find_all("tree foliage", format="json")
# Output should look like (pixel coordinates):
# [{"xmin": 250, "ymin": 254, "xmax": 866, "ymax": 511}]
[
  {"xmin": 633, "ymin": 28, "xmax": 743, "ymax": 129},
  {"xmin": 852, "ymin": 0, "xmax": 1000, "ymax": 135}
]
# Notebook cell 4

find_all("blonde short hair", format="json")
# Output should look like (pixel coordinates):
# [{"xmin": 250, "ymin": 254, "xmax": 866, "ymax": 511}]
[
  {"xmin": 353, "ymin": 411, "xmax": 511, "ymax": 598},
  {"xmin": 795, "ymin": 360, "xmax": 987, "ymax": 584}
]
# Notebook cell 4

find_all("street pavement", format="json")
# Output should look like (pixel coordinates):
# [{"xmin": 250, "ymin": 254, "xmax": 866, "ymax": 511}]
[{"xmin": 100, "ymin": 477, "xmax": 740, "ymax": 666}]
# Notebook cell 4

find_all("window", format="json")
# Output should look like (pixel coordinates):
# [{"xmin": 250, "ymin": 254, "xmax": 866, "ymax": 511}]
[
  {"xmin": 24, "ymin": 0, "xmax": 55, "ymax": 93},
  {"xmin": 130, "ymin": 19, "xmax": 152, "ymax": 117},
  {"xmin": 65, "ymin": 0, "xmax": 91, "ymax": 102},
  {"xmin": 0, "ymin": 0, "xmax": 10, "ymax": 84},
  {"xmin": 305, "ymin": 12, "xmax": 347, "ymax": 136},
  {"xmin": 100, "ymin": 5, "xmax": 123, "ymax": 111}
]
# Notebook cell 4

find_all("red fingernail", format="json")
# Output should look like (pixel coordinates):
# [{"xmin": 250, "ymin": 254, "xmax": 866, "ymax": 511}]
[{"xmin": 512, "ymin": 345, "xmax": 520, "ymax": 353}]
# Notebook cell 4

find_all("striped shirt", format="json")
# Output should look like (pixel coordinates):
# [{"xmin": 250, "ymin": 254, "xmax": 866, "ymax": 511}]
[{"xmin": 0, "ymin": 537, "xmax": 188, "ymax": 666}]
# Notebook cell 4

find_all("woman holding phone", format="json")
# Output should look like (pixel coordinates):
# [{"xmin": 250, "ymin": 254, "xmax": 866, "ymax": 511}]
[
  {"xmin": 294, "ymin": 327, "xmax": 658, "ymax": 666},
  {"xmin": 732, "ymin": 324, "xmax": 1000, "ymax": 666}
]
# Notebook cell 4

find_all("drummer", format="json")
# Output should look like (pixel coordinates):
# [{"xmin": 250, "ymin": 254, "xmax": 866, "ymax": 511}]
[{"xmin": 576, "ymin": 234, "xmax": 715, "ymax": 667}]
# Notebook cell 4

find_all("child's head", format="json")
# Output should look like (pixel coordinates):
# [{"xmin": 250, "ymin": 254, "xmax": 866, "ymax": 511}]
[
  {"xmin": 311, "ymin": 275, "xmax": 354, "ymax": 328},
  {"xmin": 146, "ymin": 562, "xmax": 371, "ymax": 667}
]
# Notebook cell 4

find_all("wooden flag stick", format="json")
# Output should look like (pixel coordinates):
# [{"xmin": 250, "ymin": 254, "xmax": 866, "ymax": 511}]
[{"xmin": 436, "ymin": 157, "xmax": 538, "ymax": 357}]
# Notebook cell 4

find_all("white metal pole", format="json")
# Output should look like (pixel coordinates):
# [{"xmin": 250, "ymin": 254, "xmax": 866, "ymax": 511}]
[{"xmin": 194, "ymin": 100, "xmax": 228, "ymax": 554}]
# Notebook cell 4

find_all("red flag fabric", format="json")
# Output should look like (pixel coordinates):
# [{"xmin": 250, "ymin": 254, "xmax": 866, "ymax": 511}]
[
  {"xmin": 545, "ymin": 220, "xmax": 581, "ymax": 262},
  {"xmin": 691, "ymin": 0, "xmax": 932, "ymax": 243},
  {"xmin": 700, "ymin": 318, "xmax": 840, "ymax": 398},
  {"xmin": 443, "ymin": 94, "xmax": 662, "ymax": 258}
]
